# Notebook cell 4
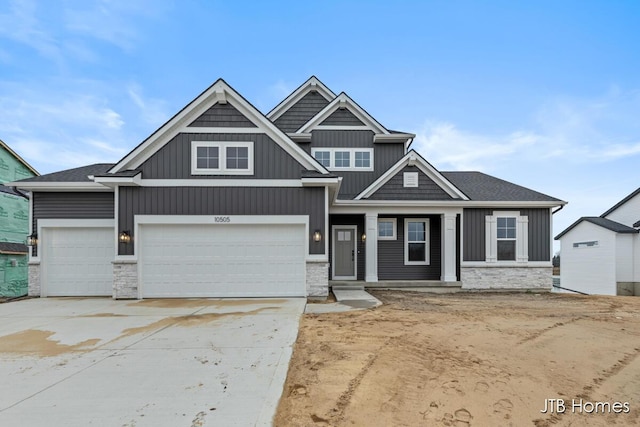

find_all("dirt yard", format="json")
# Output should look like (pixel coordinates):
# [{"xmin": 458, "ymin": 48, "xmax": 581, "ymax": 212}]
[{"xmin": 275, "ymin": 291, "xmax": 640, "ymax": 427}]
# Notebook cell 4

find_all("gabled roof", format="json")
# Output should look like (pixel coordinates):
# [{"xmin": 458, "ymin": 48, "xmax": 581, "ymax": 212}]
[
  {"xmin": 441, "ymin": 172, "xmax": 565, "ymax": 202},
  {"xmin": 9, "ymin": 163, "xmax": 115, "ymax": 191},
  {"xmin": 555, "ymin": 216, "xmax": 639, "ymax": 240},
  {"xmin": 0, "ymin": 139, "xmax": 39, "ymax": 176},
  {"xmin": 297, "ymin": 92, "xmax": 390, "ymax": 134},
  {"xmin": 600, "ymin": 187, "xmax": 640, "ymax": 218},
  {"xmin": 356, "ymin": 150, "xmax": 469, "ymax": 201},
  {"xmin": 266, "ymin": 76, "xmax": 336, "ymax": 121},
  {"xmin": 109, "ymin": 79, "xmax": 327, "ymax": 175}
]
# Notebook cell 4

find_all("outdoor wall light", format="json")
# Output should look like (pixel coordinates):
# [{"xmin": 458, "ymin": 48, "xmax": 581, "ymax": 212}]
[
  {"xmin": 26, "ymin": 233, "xmax": 38, "ymax": 246},
  {"xmin": 313, "ymin": 230, "xmax": 322, "ymax": 242},
  {"xmin": 118, "ymin": 231, "xmax": 131, "ymax": 244},
  {"xmin": 361, "ymin": 233, "xmax": 367, "ymax": 242}
]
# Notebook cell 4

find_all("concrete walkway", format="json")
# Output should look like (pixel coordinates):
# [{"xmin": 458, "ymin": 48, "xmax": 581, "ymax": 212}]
[
  {"xmin": 305, "ymin": 289, "xmax": 382, "ymax": 314},
  {"xmin": 0, "ymin": 297, "xmax": 305, "ymax": 427}
]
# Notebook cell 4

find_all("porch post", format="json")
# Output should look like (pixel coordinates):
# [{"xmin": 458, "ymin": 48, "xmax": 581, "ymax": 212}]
[
  {"xmin": 365, "ymin": 213, "xmax": 378, "ymax": 282},
  {"xmin": 443, "ymin": 213, "xmax": 457, "ymax": 282}
]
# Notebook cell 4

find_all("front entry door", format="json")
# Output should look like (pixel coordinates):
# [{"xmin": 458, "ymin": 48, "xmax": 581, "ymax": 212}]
[{"xmin": 333, "ymin": 226, "xmax": 356, "ymax": 279}]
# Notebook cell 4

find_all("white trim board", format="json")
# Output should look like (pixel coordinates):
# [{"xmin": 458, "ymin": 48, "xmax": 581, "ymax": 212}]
[
  {"xmin": 355, "ymin": 151, "xmax": 469, "ymax": 201},
  {"xmin": 109, "ymin": 79, "xmax": 327, "ymax": 175},
  {"xmin": 267, "ymin": 76, "xmax": 336, "ymax": 121},
  {"xmin": 297, "ymin": 92, "xmax": 389, "ymax": 135}
]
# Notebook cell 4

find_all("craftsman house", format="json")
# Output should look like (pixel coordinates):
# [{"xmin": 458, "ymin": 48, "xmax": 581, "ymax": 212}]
[
  {"xmin": 0, "ymin": 139, "xmax": 38, "ymax": 297},
  {"xmin": 555, "ymin": 187, "xmax": 640, "ymax": 295},
  {"xmin": 11, "ymin": 77, "xmax": 565, "ymax": 299}
]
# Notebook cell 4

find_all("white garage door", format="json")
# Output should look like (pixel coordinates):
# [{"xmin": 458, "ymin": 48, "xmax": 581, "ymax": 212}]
[
  {"xmin": 43, "ymin": 227, "xmax": 114, "ymax": 296},
  {"xmin": 139, "ymin": 224, "xmax": 306, "ymax": 298}
]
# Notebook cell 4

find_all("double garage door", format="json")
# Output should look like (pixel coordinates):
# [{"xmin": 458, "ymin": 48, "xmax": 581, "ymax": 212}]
[{"xmin": 42, "ymin": 223, "xmax": 306, "ymax": 298}]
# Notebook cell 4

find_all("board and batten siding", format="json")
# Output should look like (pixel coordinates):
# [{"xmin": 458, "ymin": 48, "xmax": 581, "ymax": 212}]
[
  {"xmin": 31, "ymin": 192, "xmax": 114, "ymax": 257},
  {"xmin": 367, "ymin": 166, "xmax": 455, "ymax": 200},
  {"xmin": 320, "ymin": 109, "xmax": 364, "ymax": 126},
  {"xmin": 306, "ymin": 130, "xmax": 405, "ymax": 199},
  {"xmin": 462, "ymin": 208, "xmax": 551, "ymax": 262},
  {"xmin": 188, "ymin": 103, "xmax": 257, "ymax": 128},
  {"xmin": 377, "ymin": 215, "xmax": 442, "ymax": 280},
  {"xmin": 329, "ymin": 215, "xmax": 365, "ymax": 281},
  {"xmin": 139, "ymin": 133, "xmax": 305, "ymax": 180},
  {"xmin": 273, "ymin": 91, "xmax": 331, "ymax": 133},
  {"xmin": 118, "ymin": 187, "xmax": 325, "ymax": 256}
]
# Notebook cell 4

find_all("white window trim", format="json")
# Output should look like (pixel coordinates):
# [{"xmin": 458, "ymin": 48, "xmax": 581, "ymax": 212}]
[
  {"xmin": 311, "ymin": 148, "xmax": 374, "ymax": 171},
  {"xmin": 485, "ymin": 211, "xmax": 528, "ymax": 264},
  {"xmin": 378, "ymin": 218, "xmax": 397, "ymax": 240},
  {"xmin": 404, "ymin": 218, "xmax": 430, "ymax": 265},
  {"xmin": 191, "ymin": 141, "xmax": 254, "ymax": 175}
]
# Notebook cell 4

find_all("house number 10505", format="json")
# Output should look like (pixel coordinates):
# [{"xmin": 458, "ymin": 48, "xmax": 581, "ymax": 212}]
[{"xmin": 214, "ymin": 216, "xmax": 231, "ymax": 223}]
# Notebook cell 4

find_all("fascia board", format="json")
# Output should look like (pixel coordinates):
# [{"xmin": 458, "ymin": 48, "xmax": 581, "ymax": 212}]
[{"xmin": 267, "ymin": 76, "xmax": 336, "ymax": 120}]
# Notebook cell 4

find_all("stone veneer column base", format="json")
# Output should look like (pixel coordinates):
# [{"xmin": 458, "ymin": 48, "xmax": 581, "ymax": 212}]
[
  {"xmin": 113, "ymin": 262, "xmax": 138, "ymax": 299},
  {"xmin": 461, "ymin": 267, "xmax": 552, "ymax": 291},
  {"xmin": 28, "ymin": 263, "xmax": 41, "ymax": 297},
  {"xmin": 306, "ymin": 261, "xmax": 329, "ymax": 299}
]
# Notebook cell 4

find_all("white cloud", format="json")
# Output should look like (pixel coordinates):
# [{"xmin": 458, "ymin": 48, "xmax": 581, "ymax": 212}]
[{"xmin": 127, "ymin": 83, "xmax": 169, "ymax": 127}]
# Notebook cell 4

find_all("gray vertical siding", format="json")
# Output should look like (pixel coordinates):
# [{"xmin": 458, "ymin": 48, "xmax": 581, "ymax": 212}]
[
  {"xmin": 377, "ymin": 215, "xmax": 442, "ymax": 280},
  {"xmin": 118, "ymin": 187, "xmax": 325, "ymax": 256},
  {"xmin": 463, "ymin": 208, "xmax": 551, "ymax": 262},
  {"xmin": 368, "ymin": 166, "xmax": 454, "ymax": 200},
  {"xmin": 31, "ymin": 192, "xmax": 114, "ymax": 257},
  {"xmin": 320, "ymin": 109, "xmax": 364, "ymax": 126},
  {"xmin": 329, "ymin": 215, "xmax": 365, "ymax": 281},
  {"xmin": 188, "ymin": 103, "xmax": 256, "ymax": 128},
  {"xmin": 274, "ymin": 91, "xmax": 331, "ymax": 132},
  {"xmin": 139, "ymin": 133, "xmax": 305, "ymax": 179},
  {"xmin": 308, "ymin": 130, "xmax": 405, "ymax": 199}
]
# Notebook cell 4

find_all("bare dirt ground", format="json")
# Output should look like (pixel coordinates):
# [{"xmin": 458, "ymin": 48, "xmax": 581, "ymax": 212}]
[{"xmin": 275, "ymin": 291, "xmax": 640, "ymax": 427}]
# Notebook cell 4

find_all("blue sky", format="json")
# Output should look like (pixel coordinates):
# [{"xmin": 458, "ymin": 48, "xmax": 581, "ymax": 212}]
[{"xmin": 1, "ymin": 0, "xmax": 639, "ymax": 251}]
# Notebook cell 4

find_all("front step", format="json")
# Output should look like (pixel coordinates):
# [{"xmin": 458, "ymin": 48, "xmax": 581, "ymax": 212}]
[{"xmin": 331, "ymin": 284, "xmax": 365, "ymax": 291}]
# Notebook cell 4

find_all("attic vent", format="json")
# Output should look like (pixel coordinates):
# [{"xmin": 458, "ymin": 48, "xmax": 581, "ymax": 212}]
[
  {"xmin": 403, "ymin": 172, "xmax": 419, "ymax": 188},
  {"xmin": 573, "ymin": 240, "xmax": 599, "ymax": 248}
]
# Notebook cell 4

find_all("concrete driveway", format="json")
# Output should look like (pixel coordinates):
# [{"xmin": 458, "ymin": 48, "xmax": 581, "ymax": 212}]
[{"xmin": 0, "ymin": 297, "xmax": 305, "ymax": 427}]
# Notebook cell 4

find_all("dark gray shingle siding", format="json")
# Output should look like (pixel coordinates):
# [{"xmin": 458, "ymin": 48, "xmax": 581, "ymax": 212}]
[
  {"xmin": 320, "ymin": 109, "xmax": 364, "ymax": 126},
  {"xmin": 188, "ymin": 103, "xmax": 256, "ymax": 128},
  {"xmin": 273, "ymin": 91, "xmax": 330, "ymax": 132},
  {"xmin": 442, "ymin": 171, "xmax": 561, "ymax": 202},
  {"xmin": 367, "ymin": 166, "xmax": 454, "ymax": 200}
]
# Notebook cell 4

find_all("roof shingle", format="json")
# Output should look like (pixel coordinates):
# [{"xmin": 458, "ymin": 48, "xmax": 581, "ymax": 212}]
[
  {"xmin": 441, "ymin": 171, "xmax": 562, "ymax": 202},
  {"xmin": 555, "ymin": 216, "xmax": 639, "ymax": 240}
]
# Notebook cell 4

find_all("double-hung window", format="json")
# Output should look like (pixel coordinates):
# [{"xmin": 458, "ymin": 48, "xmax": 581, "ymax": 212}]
[
  {"xmin": 485, "ymin": 211, "xmax": 528, "ymax": 263},
  {"xmin": 191, "ymin": 141, "xmax": 254, "ymax": 175},
  {"xmin": 496, "ymin": 217, "xmax": 517, "ymax": 261},
  {"xmin": 405, "ymin": 218, "xmax": 430, "ymax": 265},
  {"xmin": 311, "ymin": 148, "xmax": 374, "ymax": 171}
]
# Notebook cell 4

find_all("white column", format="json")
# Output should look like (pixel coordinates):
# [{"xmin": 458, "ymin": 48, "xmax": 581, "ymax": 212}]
[
  {"xmin": 365, "ymin": 213, "xmax": 378, "ymax": 282},
  {"xmin": 443, "ymin": 213, "xmax": 457, "ymax": 282}
]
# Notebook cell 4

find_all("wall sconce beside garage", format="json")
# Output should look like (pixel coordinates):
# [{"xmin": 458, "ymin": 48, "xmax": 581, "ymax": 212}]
[
  {"xmin": 26, "ymin": 233, "xmax": 38, "ymax": 246},
  {"xmin": 118, "ymin": 231, "xmax": 132, "ymax": 244},
  {"xmin": 313, "ymin": 230, "xmax": 322, "ymax": 242}
]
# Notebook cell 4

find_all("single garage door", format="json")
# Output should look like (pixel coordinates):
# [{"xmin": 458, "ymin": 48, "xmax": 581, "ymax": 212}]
[
  {"xmin": 139, "ymin": 223, "xmax": 306, "ymax": 297},
  {"xmin": 43, "ymin": 227, "xmax": 114, "ymax": 296}
]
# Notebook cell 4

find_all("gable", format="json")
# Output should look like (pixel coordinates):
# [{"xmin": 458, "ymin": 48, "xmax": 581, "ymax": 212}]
[
  {"xmin": 273, "ymin": 91, "xmax": 331, "ymax": 133},
  {"xmin": 320, "ymin": 108, "xmax": 365, "ymax": 126},
  {"xmin": 602, "ymin": 188, "xmax": 640, "ymax": 227},
  {"xmin": 109, "ymin": 79, "xmax": 326, "ymax": 175},
  {"xmin": 0, "ymin": 141, "xmax": 38, "ymax": 184},
  {"xmin": 366, "ymin": 166, "xmax": 454, "ymax": 201},
  {"xmin": 297, "ymin": 93, "xmax": 389, "ymax": 134},
  {"xmin": 188, "ymin": 103, "xmax": 257, "ymax": 128},
  {"xmin": 138, "ymin": 132, "xmax": 306, "ymax": 180}
]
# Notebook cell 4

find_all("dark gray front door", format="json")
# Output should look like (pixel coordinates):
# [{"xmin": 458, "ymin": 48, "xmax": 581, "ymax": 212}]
[{"xmin": 334, "ymin": 227, "xmax": 356, "ymax": 279}]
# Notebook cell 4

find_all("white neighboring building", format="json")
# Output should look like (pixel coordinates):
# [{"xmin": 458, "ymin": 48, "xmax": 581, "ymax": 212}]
[{"xmin": 555, "ymin": 188, "xmax": 640, "ymax": 296}]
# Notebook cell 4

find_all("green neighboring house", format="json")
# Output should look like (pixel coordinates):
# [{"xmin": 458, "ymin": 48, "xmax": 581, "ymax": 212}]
[{"xmin": 0, "ymin": 139, "xmax": 38, "ymax": 297}]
